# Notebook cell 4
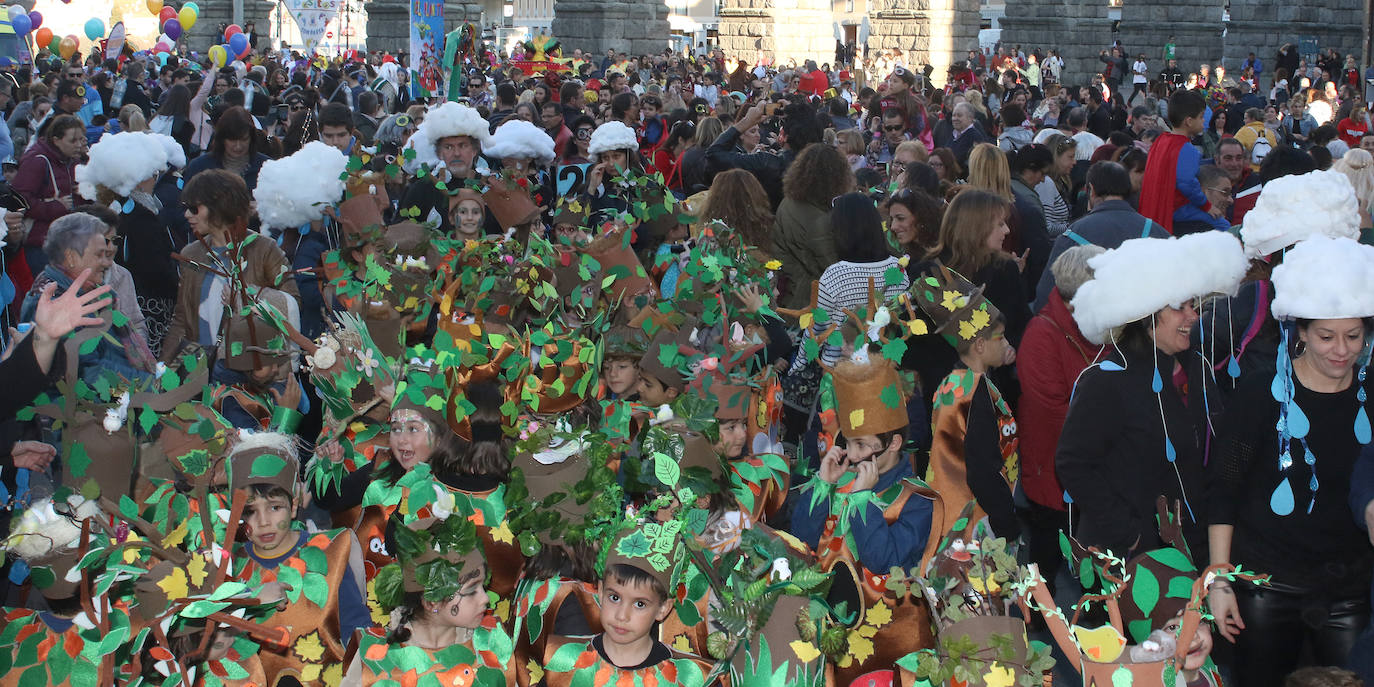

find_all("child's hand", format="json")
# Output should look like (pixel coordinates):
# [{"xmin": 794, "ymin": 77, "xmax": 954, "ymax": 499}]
[
  {"xmin": 1207, "ymin": 204, "xmax": 1225, "ymax": 219},
  {"xmin": 849, "ymin": 460, "xmax": 879, "ymax": 492},
  {"xmin": 270, "ymin": 369, "xmax": 303, "ymax": 410},
  {"xmin": 818, "ymin": 445, "xmax": 847, "ymax": 484}
]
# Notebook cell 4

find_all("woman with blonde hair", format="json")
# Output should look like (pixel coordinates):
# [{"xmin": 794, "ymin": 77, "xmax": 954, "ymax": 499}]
[
  {"xmin": 965, "ymin": 142, "xmax": 1013, "ymax": 201},
  {"xmin": 836, "ymin": 128, "xmax": 868, "ymax": 170},
  {"xmin": 118, "ymin": 104, "xmax": 147, "ymax": 133},
  {"xmin": 1331, "ymin": 148, "xmax": 1374, "ymax": 240}
]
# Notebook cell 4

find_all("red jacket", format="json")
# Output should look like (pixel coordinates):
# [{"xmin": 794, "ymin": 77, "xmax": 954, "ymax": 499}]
[
  {"xmin": 13, "ymin": 138, "xmax": 77, "ymax": 249},
  {"xmin": 1016, "ymin": 288, "xmax": 1105, "ymax": 510}
]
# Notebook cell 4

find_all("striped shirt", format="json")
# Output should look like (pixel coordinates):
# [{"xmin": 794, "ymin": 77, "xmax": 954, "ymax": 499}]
[{"xmin": 793, "ymin": 257, "xmax": 911, "ymax": 370}]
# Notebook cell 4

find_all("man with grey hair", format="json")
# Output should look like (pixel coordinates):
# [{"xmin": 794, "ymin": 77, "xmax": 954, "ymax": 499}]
[
  {"xmin": 948, "ymin": 101, "xmax": 988, "ymax": 172},
  {"xmin": 19, "ymin": 213, "xmax": 154, "ymax": 383}
]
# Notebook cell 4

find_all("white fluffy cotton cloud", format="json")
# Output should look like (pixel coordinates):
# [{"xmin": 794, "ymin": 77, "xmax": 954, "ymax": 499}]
[
  {"xmin": 253, "ymin": 141, "xmax": 348, "ymax": 229},
  {"xmin": 75, "ymin": 132, "xmax": 169, "ymax": 200},
  {"xmin": 1239, "ymin": 169, "xmax": 1361, "ymax": 258},
  {"xmin": 1271, "ymin": 235, "xmax": 1374, "ymax": 320},
  {"xmin": 484, "ymin": 119, "xmax": 556, "ymax": 165},
  {"xmin": 1071, "ymin": 232, "xmax": 1249, "ymax": 345}
]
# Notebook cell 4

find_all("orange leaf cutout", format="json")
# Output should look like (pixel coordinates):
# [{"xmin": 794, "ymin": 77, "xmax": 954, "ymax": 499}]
[{"xmin": 364, "ymin": 642, "xmax": 389, "ymax": 662}]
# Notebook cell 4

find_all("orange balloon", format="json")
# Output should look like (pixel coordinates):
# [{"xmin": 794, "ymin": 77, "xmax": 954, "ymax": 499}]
[
  {"xmin": 146, "ymin": 0, "xmax": 162, "ymax": 14},
  {"xmin": 34, "ymin": 26, "xmax": 51, "ymax": 48},
  {"xmin": 59, "ymin": 35, "xmax": 76, "ymax": 59}
]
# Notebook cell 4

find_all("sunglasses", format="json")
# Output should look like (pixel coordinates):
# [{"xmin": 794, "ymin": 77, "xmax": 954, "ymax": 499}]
[
  {"xmin": 575, "ymin": 129, "xmax": 593, "ymax": 139},
  {"xmin": 883, "ymin": 125, "xmax": 905, "ymax": 132},
  {"xmin": 290, "ymin": 104, "xmax": 306, "ymax": 111}
]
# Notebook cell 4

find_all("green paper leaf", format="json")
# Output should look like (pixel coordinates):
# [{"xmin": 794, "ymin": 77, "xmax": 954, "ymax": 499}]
[
  {"xmin": 653, "ymin": 454, "xmax": 680, "ymax": 487},
  {"xmin": 1131, "ymin": 565, "xmax": 1160, "ymax": 618},
  {"xmin": 881, "ymin": 337, "xmax": 907, "ymax": 362},
  {"xmin": 78, "ymin": 336, "xmax": 100, "ymax": 356},
  {"xmin": 879, "ymin": 384, "xmax": 902, "ymax": 410},
  {"xmin": 249, "ymin": 455, "xmax": 287, "ymax": 480}
]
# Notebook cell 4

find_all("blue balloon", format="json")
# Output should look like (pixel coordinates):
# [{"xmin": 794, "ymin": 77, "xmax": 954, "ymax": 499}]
[
  {"xmin": 228, "ymin": 31, "xmax": 247, "ymax": 55},
  {"xmin": 11, "ymin": 13, "xmax": 29, "ymax": 35}
]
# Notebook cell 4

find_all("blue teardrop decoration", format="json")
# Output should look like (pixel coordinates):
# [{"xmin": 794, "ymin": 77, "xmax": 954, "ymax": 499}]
[
  {"xmin": 121, "ymin": 198, "xmax": 134, "ymax": 214},
  {"xmin": 1271, "ymin": 477, "xmax": 1295, "ymax": 515},
  {"xmin": 1063, "ymin": 490, "xmax": 1074, "ymax": 504},
  {"xmin": 1100, "ymin": 360, "xmax": 1125, "ymax": 372},
  {"xmin": 1357, "ymin": 406, "xmax": 1372, "ymax": 445},
  {"xmin": 1228, "ymin": 354, "xmax": 1241, "ymax": 379},
  {"xmin": 1165, "ymin": 437, "xmax": 1177, "ymax": 463},
  {"xmin": 1271, "ymin": 370, "xmax": 1286, "ymax": 403},
  {"xmin": 1289, "ymin": 403, "xmax": 1311, "ymax": 439},
  {"xmin": 1152, "ymin": 366, "xmax": 1164, "ymax": 393},
  {"xmin": 176, "ymin": 177, "xmax": 184, "ymax": 189}
]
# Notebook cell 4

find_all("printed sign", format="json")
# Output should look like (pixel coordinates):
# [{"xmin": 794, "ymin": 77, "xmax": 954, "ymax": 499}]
[
  {"xmin": 409, "ymin": 0, "xmax": 445, "ymax": 99},
  {"xmin": 556, "ymin": 163, "xmax": 590, "ymax": 196},
  {"xmin": 285, "ymin": 0, "xmax": 340, "ymax": 55}
]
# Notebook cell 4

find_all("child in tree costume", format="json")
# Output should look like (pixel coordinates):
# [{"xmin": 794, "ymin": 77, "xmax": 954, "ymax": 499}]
[
  {"xmin": 346, "ymin": 513, "xmax": 519, "ymax": 686},
  {"xmin": 227, "ymin": 433, "xmax": 369, "ymax": 687},
  {"xmin": 912, "ymin": 264, "xmax": 1022, "ymax": 567}
]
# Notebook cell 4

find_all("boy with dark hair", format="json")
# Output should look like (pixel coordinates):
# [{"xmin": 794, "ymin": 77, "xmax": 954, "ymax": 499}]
[
  {"xmin": 318, "ymin": 101, "xmax": 355, "ymax": 154},
  {"xmin": 538, "ymin": 525, "xmax": 713, "ymax": 686},
  {"xmin": 1139, "ymin": 88, "xmax": 1226, "ymax": 233},
  {"xmin": 228, "ymin": 433, "xmax": 369, "ymax": 685},
  {"xmin": 914, "ymin": 265, "xmax": 1022, "ymax": 563}
]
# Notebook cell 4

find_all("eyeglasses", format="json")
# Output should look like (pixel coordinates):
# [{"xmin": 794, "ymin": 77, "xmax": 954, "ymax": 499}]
[
  {"xmin": 575, "ymin": 128, "xmax": 593, "ymax": 139},
  {"xmin": 290, "ymin": 104, "xmax": 306, "ymax": 112},
  {"xmin": 1203, "ymin": 185, "xmax": 1232, "ymax": 195}
]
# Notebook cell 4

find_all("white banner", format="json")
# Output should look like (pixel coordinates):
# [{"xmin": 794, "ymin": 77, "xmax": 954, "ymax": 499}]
[{"xmin": 282, "ymin": 0, "xmax": 338, "ymax": 54}]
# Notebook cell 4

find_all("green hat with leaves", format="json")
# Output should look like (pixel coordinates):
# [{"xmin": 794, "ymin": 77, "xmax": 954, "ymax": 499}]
[
  {"xmin": 603, "ymin": 519, "xmax": 685, "ymax": 594},
  {"xmin": 392, "ymin": 349, "xmax": 451, "ymax": 430},
  {"xmin": 374, "ymin": 513, "xmax": 486, "ymax": 612},
  {"xmin": 227, "ymin": 431, "xmax": 299, "ymax": 496}
]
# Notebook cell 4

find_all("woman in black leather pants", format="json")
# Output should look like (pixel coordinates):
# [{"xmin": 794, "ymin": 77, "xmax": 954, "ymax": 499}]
[{"xmin": 1207, "ymin": 245, "xmax": 1374, "ymax": 687}]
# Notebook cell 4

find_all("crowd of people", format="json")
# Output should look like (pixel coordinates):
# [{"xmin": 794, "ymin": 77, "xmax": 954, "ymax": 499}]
[{"xmin": 3, "ymin": 28, "xmax": 1374, "ymax": 687}]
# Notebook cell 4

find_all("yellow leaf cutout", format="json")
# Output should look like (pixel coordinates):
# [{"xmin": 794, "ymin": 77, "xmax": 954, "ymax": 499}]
[
  {"xmin": 157, "ymin": 568, "xmax": 189, "ymax": 600},
  {"xmin": 799, "ymin": 312, "xmax": 813, "ymax": 330},
  {"xmin": 122, "ymin": 533, "xmax": 143, "ymax": 564},
  {"xmin": 969, "ymin": 575, "xmax": 1001, "ymax": 595},
  {"xmin": 970, "ymin": 307, "xmax": 990, "ymax": 333},
  {"xmin": 526, "ymin": 660, "xmax": 545, "ymax": 684},
  {"xmin": 299, "ymin": 664, "xmax": 322, "ymax": 683},
  {"xmin": 494, "ymin": 599, "xmax": 512, "ymax": 622},
  {"xmin": 765, "ymin": 260, "xmax": 782, "ymax": 270},
  {"xmin": 161, "ymin": 519, "xmax": 190, "ymax": 549},
  {"xmin": 865, "ymin": 603, "xmax": 893, "ymax": 628},
  {"xmin": 958, "ymin": 320, "xmax": 978, "ymax": 340},
  {"xmin": 908, "ymin": 319, "xmax": 929, "ymax": 336},
  {"xmin": 187, "ymin": 555, "xmax": 208, "ymax": 587},
  {"xmin": 322, "ymin": 662, "xmax": 343, "ymax": 687},
  {"xmin": 672, "ymin": 635, "xmax": 692, "ymax": 652},
  {"xmin": 294, "ymin": 631, "xmax": 326, "ymax": 662},
  {"xmin": 984, "ymin": 663, "xmax": 1016, "ymax": 687},
  {"xmin": 848, "ymin": 409, "xmax": 865, "ymax": 430},
  {"xmin": 847, "ymin": 634, "xmax": 875, "ymax": 663},
  {"xmin": 789, "ymin": 640, "xmax": 822, "ymax": 663},
  {"xmin": 490, "ymin": 520, "xmax": 515, "ymax": 545},
  {"xmin": 940, "ymin": 290, "xmax": 965, "ymax": 312},
  {"xmin": 856, "ymin": 624, "xmax": 878, "ymax": 638}
]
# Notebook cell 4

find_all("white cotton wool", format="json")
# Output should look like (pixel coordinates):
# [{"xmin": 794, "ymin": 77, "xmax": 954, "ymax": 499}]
[
  {"xmin": 484, "ymin": 119, "xmax": 557, "ymax": 166},
  {"xmin": 1271, "ymin": 236, "xmax": 1374, "ymax": 320},
  {"xmin": 588, "ymin": 121, "xmax": 639, "ymax": 158},
  {"xmin": 253, "ymin": 141, "xmax": 348, "ymax": 229},
  {"xmin": 149, "ymin": 132, "xmax": 186, "ymax": 169},
  {"xmin": 5, "ymin": 497, "xmax": 102, "ymax": 561},
  {"xmin": 1239, "ymin": 169, "xmax": 1361, "ymax": 258},
  {"xmin": 74, "ymin": 132, "xmax": 169, "ymax": 200},
  {"xmin": 1071, "ymin": 232, "xmax": 1249, "ymax": 345},
  {"xmin": 402, "ymin": 101, "xmax": 491, "ymax": 174}
]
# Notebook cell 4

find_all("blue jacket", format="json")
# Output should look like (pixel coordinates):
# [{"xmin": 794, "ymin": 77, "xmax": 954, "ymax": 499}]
[
  {"xmin": 1172, "ymin": 141, "xmax": 1229, "ymax": 231},
  {"xmin": 792, "ymin": 457, "xmax": 933, "ymax": 572},
  {"xmin": 20, "ymin": 265, "xmax": 152, "ymax": 386}
]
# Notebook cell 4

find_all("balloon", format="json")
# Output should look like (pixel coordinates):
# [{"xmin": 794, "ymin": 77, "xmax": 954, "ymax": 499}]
[
  {"xmin": 158, "ymin": 6, "xmax": 175, "ymax": 23},
  {"xmin": 163, "ymin": 17, "xmax": 180, "ymax": 40},
  {"xmin": 47, "ymin": 35, "xmax": 59, "ymax": 54},
  {"xmin": 183, "ymin": 2, "xmax": 198, "ymax": 15},
  {"xmin": 228, "ymin": 32, "xmax": 247, "ymax": 55},
  {"xmin": 27, "ymin": 10, "xmax": 40, "ymax": 29},
  {"xmin": 34, "ymin": 27, "xmax": 52, "ymax": 48},
  {"xmin": 208, "ymin": 43, "xmax": 226, "ymax": 68},
  {"xmin": 6, "ymin": 5, "xmax": 22, "ymax": 20},
  {"xmin": 11, "ymin": 14, "xmax": 30, "ymax": 35},
  {"xmin": 59, "ymin": 35, "xmax": 76, "ymax": 59},
  {"xmin": 145, "ymin": 0, "xmax": 161, "ymax": 14},
  {"xmin": 83, "ymin": 17, "xmax": 104, "ymax": 41},
  {"xmin": 177, "ymin": 5, "xmax": 196, "ymax": 30},
  {"xmin": 224, "ymin": 23, "xmax": 241, "ymax": 40}
]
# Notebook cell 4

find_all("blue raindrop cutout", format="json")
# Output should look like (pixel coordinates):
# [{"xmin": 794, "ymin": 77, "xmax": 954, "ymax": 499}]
[
  {"xmin": 1289, "ymin": 403, "xmax": 1311, "ymax": 439},
  {"xmin": 1164, "ymin": 437, "xmax": 1177, "ymax": 463},
  {"xmin": 1357, "ymin": 406, "xmax": 1372, "ymax": 445},
  {"xmin": 1100, "ymin": 360, "xmax": 1124, "ymax": 372},
  {"xmin": 1227, "ymin": 354, "xmax": 1241, "ymax": 379},
  {"xmin": 1270, "ymin": 477, "xmax": 1295, "ymax": 516},
  {"xmin": 1152, "ymin": 366, "xmax": 1163, "ymax": 393},
  {"xmin": 121, "ymin": 198, "xmax": 135, "ymax": 214}
]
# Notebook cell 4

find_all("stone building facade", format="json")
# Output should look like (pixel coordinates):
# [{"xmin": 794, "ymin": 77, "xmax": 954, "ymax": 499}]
[
  {"xmin": 717, "ymin": 0, "xmax": 979, "ymax": 85},
  {"xmin": 551, "ymin": 0, "xmax": 672, "ymax": 55},
  {"xmin": 999, "ymin": 0, "xmax": 1363, "ymax": 89}
]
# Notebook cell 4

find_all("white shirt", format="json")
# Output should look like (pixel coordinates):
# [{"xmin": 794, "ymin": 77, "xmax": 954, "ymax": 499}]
[{"xmin": 1133, "ymin": 60, "xmax": 1148, "ymax": 83}]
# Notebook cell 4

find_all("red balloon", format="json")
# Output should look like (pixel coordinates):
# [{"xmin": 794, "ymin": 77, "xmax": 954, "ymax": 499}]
[
  {"xmin": 158, "ymin": 6, "xmax": 175, "ymax": 23},
  {"xmin": 224, "ymin": 23, "xmax": 241, "ymax": 40}
]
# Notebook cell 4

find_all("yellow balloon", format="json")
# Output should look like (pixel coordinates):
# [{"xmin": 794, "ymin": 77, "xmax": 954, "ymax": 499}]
[
  {"xmin": 208, "ymin": 44, "xmax": 226, "ymax": 68},
  {"xmin": 145, "ymin": 0, "xmax": 162, "ymax": 15},
  {"xmin": 58, "ymin": 35, "xmax": 77, "ymax": 59},
  {"xmin": 177, "ymin": 5, "xmax": 196, "ymax": 30}
]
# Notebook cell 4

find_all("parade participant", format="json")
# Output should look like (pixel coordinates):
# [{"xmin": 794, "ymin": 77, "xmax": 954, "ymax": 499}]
[
  {"xmin": 227, "ymin": 431, "xmax": 369, "ymax": 686},
  {"xmin": 348, "ymin": 514, "xmax": 518, "ymax": 685},
  {"xmin": 254, "ymin": 141, "xmax": 349, "ymax": 338},
  {"xmin": 1211, "ymin": 236, "xmax": 1374, "ymax": 687},
  {"xmin": 449, "ymin": 187, "xmax": 487, "ymax": 240},
  {"xmin": 75, "ymin": 131, "xmax": 186, "ymax": 357},
  {"xmin": 399, "ymin": 101, "xmax": 491, "ymax": 234},
  {"xmin": 538, "ymin": 524, "xmax": 715, "ymax": 687},
  {"xmin": 161, "ymin": 169, "xmax": 298, "ymax": 362},
  {"xmin": 14, "ymin": 113, "xmax": 83, "ymax": 273},
  {"xmin": 914, "ymin": 264, "xmax": 1022, "ymax": 562},
  {"xmin": 1058, "ymin": 232, "xmax": 1249, "ymax": 561}
]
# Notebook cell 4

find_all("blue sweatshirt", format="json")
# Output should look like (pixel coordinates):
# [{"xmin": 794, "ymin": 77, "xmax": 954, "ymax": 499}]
[
  {"xmin": 791, "ymin": 457, "xmax": 932, "ymax": 572},
  {"xmin": 1172, "ymin": 140, "xmax": 1229, "ymax": 231}
]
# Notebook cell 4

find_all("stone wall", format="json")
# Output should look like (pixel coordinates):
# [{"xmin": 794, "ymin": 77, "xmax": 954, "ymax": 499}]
[
  {"xmin": 552, "ymin": 0, "xmax": 671, "ymax": 55},
  {"xmin": 866, "ymin": 0, "xmax": 981, "ymax": 86},
  {"xmin": 1000, "ymin": 0, "xmax": 1363, "ymax": 90},
  {"xmin": 366, "ymin": 0, "xmax": 483, "ymax": 55}
]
